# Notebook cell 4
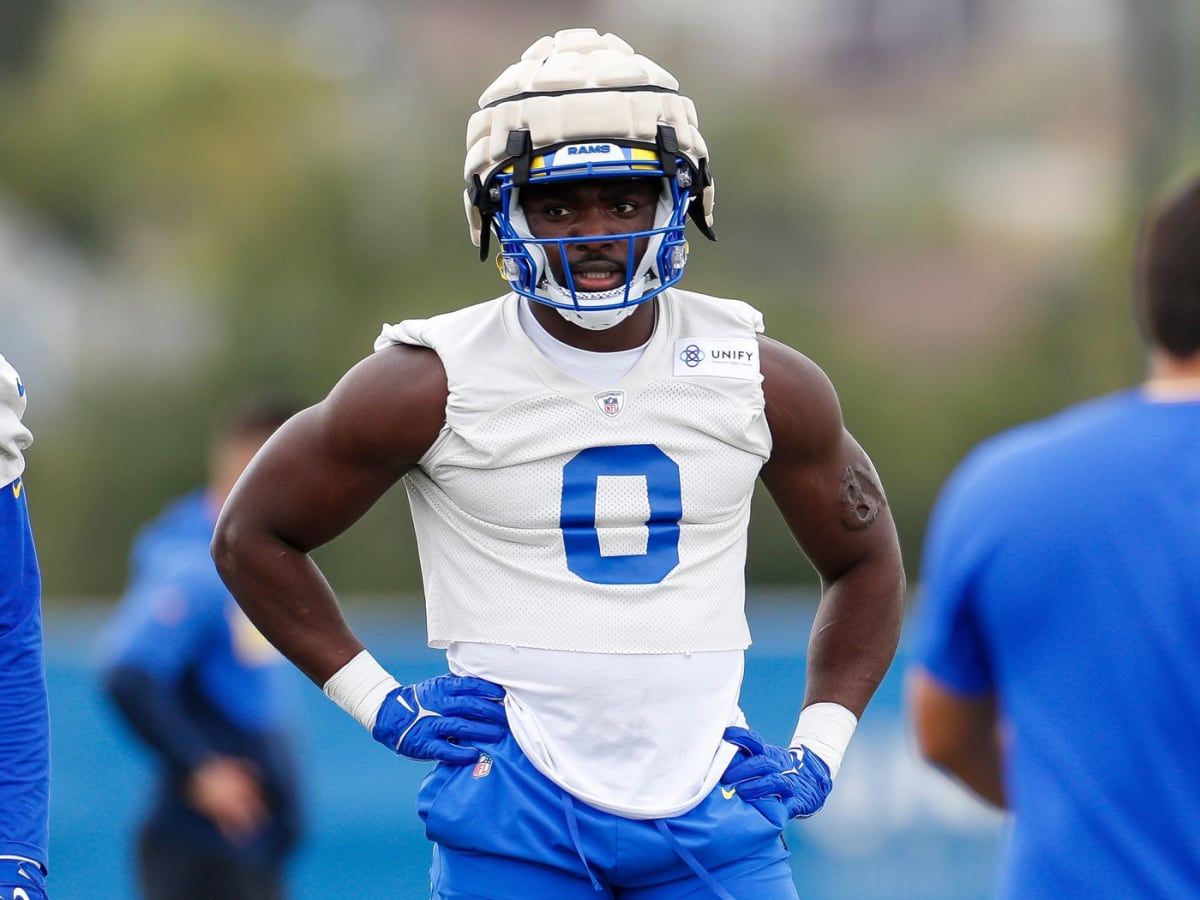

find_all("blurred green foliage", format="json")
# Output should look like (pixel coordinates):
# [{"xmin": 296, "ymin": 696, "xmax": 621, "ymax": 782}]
[{"xmin": 1, "ymin": 5, "xmax": 1156, "ymax": 605}]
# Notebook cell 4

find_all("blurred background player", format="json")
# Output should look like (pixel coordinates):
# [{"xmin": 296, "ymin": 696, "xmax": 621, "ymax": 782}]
[
  {"xmin": 908, "ymin": 172, "xmax": 1200, "ymax": 897},
  {"xmin": 0, "ymin": 354, "xmax": 50, "ymax": 900},
  {"xmin": 99, "ymin": 391, "xmax": 302, "ymax": 900},
  {"xmin": 213, "ymin": 28, "xmax": 905, "ymax": 899}
]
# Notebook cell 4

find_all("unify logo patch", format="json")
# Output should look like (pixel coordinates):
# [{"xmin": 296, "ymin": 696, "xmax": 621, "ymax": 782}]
[{"xmin": 673, "ymin": 339, "xmax": 760, "ymax": 380}]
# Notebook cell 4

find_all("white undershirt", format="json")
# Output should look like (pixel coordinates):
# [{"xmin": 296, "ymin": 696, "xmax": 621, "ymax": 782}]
[
  {"xmin": 445, "ymin": 300, "xmax": 746, "ymax": 819},
  {"xmin": 517, "ymin": 297, "xmax": 647, "ymax": 386},
  {"xmin": 447, "ymin": 643, "xmax": 745, "ymax": 818}
]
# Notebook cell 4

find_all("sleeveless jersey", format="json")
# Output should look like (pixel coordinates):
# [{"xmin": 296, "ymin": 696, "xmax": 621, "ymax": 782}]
[{"xmin": 376, "ymin": 288, "xmax": 772, "ymax": 654}]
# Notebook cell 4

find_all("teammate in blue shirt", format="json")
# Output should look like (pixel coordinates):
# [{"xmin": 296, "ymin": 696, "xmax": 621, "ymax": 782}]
[
  {"xmin": 908, "ymin": 173, "xmax": 1200, "ymax": 898},
  {"xmin": 100, "ymin": 393, "xmax": 302, "ymax": 900},
  {"xmin": 0, "ymin": 355, "xmax": 50, "ymax": 900}
]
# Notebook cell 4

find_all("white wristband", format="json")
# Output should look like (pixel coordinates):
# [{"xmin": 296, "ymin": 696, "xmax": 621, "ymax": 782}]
[
  {"xmin": 790, "ymin": 702, "xmax": 858, "ymax": 780},
  {"xmin": 322, "ymin": 650, "xmax": 401, "ymax": 732}
]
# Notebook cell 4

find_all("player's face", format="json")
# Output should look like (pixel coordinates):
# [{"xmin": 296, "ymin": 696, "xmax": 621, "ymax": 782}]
[{"xmin": 520, "ymin": 178, "xmax": 660, "ymax": 293}]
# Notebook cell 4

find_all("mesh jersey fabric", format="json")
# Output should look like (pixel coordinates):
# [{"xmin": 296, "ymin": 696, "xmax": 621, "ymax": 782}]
[{"xmin": 376, "ymin": 288, "xmax": 771, "ymax": 654}]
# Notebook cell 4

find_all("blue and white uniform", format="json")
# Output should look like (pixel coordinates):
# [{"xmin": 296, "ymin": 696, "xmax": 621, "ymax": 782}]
[
  {"xmin": 99, "ymin": 491, "xmax": 303, "ymax": 870},
  {"xmin": 913, "ymin": 388, "xmax": 1200, "ymax": 898},
  {"xmin": 378, "ymin": 290, "xmax": 799, "ymax": 897},
  {"xmin": 0, "ymin": 354, "xmax": 50, "ymax": 899}
]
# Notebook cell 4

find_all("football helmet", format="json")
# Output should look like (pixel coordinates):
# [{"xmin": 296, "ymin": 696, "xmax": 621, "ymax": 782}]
[{"xmin": 464, "ymin": 29, "xmax": 716, "ymax": 329}]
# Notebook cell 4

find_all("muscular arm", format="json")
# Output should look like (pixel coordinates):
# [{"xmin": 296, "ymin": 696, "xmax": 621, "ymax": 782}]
[
  {"xmin": 211, "ymin": 344, "xmax": 448, "ymax": 686},
  {"xmin": 758, "ymin": 336, "xmax": 905, "ymax": 717},
  {"xmin": 908, "ymin": 669, "xmax": 1006, "ymax": 807}
]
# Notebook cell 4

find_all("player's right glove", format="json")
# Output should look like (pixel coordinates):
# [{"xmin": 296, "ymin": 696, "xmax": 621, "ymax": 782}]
[
  {"xmin": 0, "ymin": 857, "xmax": 48, "ymax": 900},
  {"xmin": 721, "ymin": 726, "xmax": 833, "ymax": 823},
  {"xmin": 371, "ymin": 674, "xmax": 508, "ymax": 765}
]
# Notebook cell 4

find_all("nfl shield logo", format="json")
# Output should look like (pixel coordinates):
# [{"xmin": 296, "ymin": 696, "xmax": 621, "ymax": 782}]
[
  {"xmin": 594, "ymin": 390, "xmax": 625, "ymax": 418},
  {"xmin": 472, "ymin": 753, "xmax": 493, "ymax": 779}
]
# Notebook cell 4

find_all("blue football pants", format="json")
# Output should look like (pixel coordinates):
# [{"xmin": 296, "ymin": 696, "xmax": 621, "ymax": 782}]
[
  {"xmin": 0, "ymin": 478, "xmax": 49, "ymax": 881},
  {"xmin": 417, "ymin": 732, "xmax": 799, "ymax": 899}
]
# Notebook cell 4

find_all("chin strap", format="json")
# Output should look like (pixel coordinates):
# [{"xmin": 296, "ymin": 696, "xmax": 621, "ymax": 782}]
[
  {"xmin": 547, "ymin": 278, "xmax": 651, "ymax": 331},
  {"xmin": 555, "ymin": 305, "xmax": 639, "ymax": 331}
]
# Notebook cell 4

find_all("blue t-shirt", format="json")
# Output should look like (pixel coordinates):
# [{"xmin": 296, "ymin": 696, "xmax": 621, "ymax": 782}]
[
  {"xmin": 912, "ymin": 389, "xmax": 1200, "ymax": 898},
  {"xmin": 0, "ymin": 477, "xmax": 49, "ymax": 871},
  {"xmin": 99, "ymin": 489, "xmax": 303, "ymax": 863}
]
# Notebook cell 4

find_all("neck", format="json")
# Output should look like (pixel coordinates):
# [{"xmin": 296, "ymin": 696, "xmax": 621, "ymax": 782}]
[
  {"xmin": 1144, "ymin": 349, "xmax": 1200, "ymax": 398},
  {"xmin": 529, "ymin": 300, "xmax": 657, "ymax": 352}
]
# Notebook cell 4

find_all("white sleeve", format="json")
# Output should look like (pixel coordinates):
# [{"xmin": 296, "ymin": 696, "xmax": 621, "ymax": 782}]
[{"xmin": 0, "ymin": 355, "xmax": 32, "ymax": 485}]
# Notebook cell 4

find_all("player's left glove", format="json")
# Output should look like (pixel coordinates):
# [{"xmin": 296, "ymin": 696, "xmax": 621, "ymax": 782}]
[
  {"xmin": 720, "ymin": 725, "xmax": 833, "ymax": 821},
  {"xmin": 0, "ymin": 857, "xmax": 48, "ymax": 900},
  {"xmin": 371, "ymin": 674, "xmax": 508, "ymax": 766}
]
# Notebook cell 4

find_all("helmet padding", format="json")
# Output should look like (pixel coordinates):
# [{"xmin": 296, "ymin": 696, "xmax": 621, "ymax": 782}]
[{"xmin": 464, "ymin": 28, "xmax": 714, "ymax": 248}]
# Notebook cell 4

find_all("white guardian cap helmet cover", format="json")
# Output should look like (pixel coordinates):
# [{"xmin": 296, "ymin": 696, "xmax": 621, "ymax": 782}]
[{"xmin": 464, "ymin": 29, "xmax": 716, "ymax": 329}]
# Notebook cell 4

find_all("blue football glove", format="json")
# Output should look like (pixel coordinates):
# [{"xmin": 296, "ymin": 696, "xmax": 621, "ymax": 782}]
[
  {"xmin": 371, "ymin": 674, "xmax": 507, "ymax": 765},
  {"xmin": 721, "ymin": 726, "xmax": 833, "ymax": 821},
  {"xmin": 0, "ymin": 857, "xmax": 48, "ymax": 900}
]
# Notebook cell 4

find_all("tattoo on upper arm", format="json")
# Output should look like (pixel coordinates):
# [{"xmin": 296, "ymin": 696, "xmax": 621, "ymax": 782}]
[{"xmin": 840, "ymin": 464, "xmax": 885, "ymax": 531}]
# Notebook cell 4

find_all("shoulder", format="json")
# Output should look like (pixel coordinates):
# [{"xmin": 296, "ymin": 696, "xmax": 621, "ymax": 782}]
[
  {"xmin": 309, "ymin": 342, "xmax": 449, "ymax": 470},
  {"xmin": 952, "ymin": 392, "xmax": 1132, "ymax": 491},
  {"xmin": 668, "ymin": 289, "xmax": 764, "ymax": 333},
  {"xmin": 113, "ymin": 543, "xmax": 226, "ymax": 632},
  {"xmin": 339, "ymin": 339, "xmax": 449, "ymax": 397},
  {"xmin": 757, "ymin": 336, "xmax": 843, "ymax": 461},
  {"xmin": 931, "ymin": 392, "xmax": 1135, "ymax": 533},
  {"xmin": 376, "ymin": 296, "xmax": 510, "ymax": 354},
  {"xmin": 130, "ymin": 492, "xmax": 211, "ymax": 563}
]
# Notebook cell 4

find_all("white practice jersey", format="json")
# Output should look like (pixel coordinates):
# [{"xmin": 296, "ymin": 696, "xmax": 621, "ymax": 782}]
[
  {"xmin": 0, "ymin": 355, "xmax": 32, "ymax": 486},
  {"xmin": 377, "ymin": 288, "xmax": 771, "ymax": 653},
  {"xmin": 376, "ymin": 288, "xmax": 774, "ymax": 816}
]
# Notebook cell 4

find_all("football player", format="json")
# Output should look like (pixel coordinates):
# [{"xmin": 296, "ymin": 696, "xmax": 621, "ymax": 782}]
[{"xmin": 214, "ymin": 29, "xmax": 905, "ymax": 898}]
